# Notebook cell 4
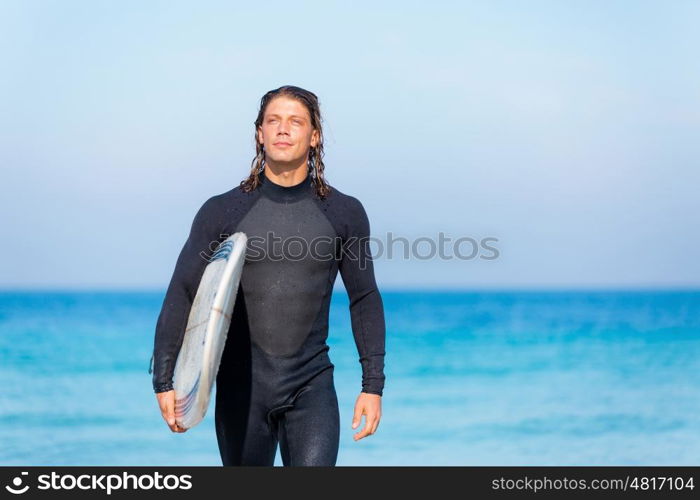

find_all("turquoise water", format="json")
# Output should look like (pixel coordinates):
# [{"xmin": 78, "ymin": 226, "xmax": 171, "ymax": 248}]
[{"xmin": 0, "ymin": 289, "xmax": 699, "ymax": 465}]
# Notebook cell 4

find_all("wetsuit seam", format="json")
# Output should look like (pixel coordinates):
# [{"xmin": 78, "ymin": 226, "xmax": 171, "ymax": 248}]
[
  {"xmin": 234, "ymin": 192, "xmax": 265, "ymax": 232},
  {"xmin": 236, "ymin": 193, "xmax": 267, "ymax": 361},
  {"xmin": 266, "ymin": 383, "xmax": 312, "ymax": 418}
]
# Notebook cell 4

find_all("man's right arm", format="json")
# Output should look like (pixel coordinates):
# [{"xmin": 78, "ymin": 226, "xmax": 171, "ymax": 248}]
[{"xmin": 150, "ymin": 197, "xmax": 221, "ymax": 393}]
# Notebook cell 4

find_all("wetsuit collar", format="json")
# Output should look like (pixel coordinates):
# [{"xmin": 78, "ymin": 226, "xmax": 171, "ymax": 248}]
[{"xmin": 259, "ymin": 169, "xmax": 313, "ymax": 202}]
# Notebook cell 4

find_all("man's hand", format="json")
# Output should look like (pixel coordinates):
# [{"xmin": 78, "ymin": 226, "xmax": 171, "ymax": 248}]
[
  {"xmin": 156, "ymin": 390, "xmax": 187, "ymax": 433},
  {"xmin": 351, "ymin": 392, "xmax": 382, "ymax": 441}
]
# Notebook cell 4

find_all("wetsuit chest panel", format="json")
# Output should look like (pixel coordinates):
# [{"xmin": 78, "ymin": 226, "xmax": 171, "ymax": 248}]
[{"xmin": 236, "ymin": 195, "xmax": 338, "ymax": 357}]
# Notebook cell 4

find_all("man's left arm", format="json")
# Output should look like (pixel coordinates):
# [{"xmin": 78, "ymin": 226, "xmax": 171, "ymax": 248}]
[{"xmin": 338, "ymin": 196, "xmax": 386, "ymax": 440}]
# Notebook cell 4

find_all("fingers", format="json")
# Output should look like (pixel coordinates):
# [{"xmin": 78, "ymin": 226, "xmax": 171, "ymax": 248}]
[
  {"xmin": 351, "ymin": 401, "xmax": 363, "ymax": 431},
  {"xmin": 166, "ymin": 395, "xmax": 175, "ymax": 426},
  {"xmin": 352, "ymin": 393, "xmax": 382, "ymax": 441},
  {"xmin": 164, "ymin": 395, "xmax": 178, "ymax": 431},
  {"xmin": 371, "ymin": 404, "xmax": 382, "ymax": 435},
  {"xmin": 168, "ymin": 416, "xmax": 187, "ymax": 433},
  {"xmin": 157, "ymin": 391, "xmax": 188, "ymax": 433},
  {"xmin": 370, "ymin": 412, "xmax": 381, "ymax": 435},
  {"xmin": 352, "ymin": 405, "xmax": 381, "ymax": 441},
  {"xmin": 353, "ymin": 413, "xmax": 379, "ymax": 441}
]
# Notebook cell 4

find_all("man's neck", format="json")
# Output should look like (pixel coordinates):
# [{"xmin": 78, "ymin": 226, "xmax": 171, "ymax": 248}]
[{"xmin": 263, "ymin": 162, "xmax": 309, "ymax": 187}]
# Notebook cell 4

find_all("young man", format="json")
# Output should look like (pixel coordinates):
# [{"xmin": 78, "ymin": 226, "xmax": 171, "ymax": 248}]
[{"xmin": 149, "ymin": 85, "xmax": 386, "ymax": 466}]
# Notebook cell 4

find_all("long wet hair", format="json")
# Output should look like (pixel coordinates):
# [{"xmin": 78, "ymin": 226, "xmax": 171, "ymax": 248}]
[{"xmin": 239, "ymin": 85, "xmax": 330, "ymax": 198}]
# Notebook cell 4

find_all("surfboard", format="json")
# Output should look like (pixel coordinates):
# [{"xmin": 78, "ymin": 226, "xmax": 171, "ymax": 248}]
[{"xmin": 172, "ymin": 231, "xmax": 248, "ymax": 430}]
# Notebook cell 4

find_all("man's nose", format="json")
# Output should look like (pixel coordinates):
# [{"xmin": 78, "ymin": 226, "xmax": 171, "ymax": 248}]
[{"xmin": 276, "ymin": 122, "xmax": 291, "ymax": 134}]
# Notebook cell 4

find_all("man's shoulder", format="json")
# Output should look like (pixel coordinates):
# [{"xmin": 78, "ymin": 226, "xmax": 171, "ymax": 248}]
[
  {"xmin": 318, "ymin": 182, "xmax": 371, "ymax": 237},
  {"xmin": 198, "ymin": 183, "xmax": 258, "ymax": 214},
  {"xmin": 322, "ymin": 182, "xmax": 365, "ymax": 213}
]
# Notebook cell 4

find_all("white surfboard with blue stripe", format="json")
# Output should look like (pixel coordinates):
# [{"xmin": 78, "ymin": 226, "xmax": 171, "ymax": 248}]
[{"xmin": 172, "ymin": 232, "xmax": 247, "ymax": 429}]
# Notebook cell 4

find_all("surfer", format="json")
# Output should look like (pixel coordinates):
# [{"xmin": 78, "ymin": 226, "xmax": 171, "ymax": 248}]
[{"xmin": 150, "ymin": 85, "xmax": 386, "ymax": 465}]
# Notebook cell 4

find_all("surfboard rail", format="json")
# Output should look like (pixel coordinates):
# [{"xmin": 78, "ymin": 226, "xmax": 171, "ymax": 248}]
[{"xmin": 172, "ymin": 232, "xmax": 248, "ymax": 429}]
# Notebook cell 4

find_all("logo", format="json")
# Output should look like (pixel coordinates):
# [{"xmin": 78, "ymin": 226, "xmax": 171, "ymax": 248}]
[{"xmin": 5, "ymin": 472, "xmax": 29, "ymax": 495}]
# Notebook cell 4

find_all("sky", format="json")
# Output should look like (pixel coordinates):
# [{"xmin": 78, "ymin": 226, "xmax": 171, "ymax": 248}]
[{"xmin": 1, "ymin": 0, "xmax": 698, "ymax": 290}]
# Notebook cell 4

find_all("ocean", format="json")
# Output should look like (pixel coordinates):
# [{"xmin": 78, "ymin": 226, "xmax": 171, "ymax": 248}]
[{"xmin": 1, "ymin": 289, "xmax": 699, "ymax": 465}]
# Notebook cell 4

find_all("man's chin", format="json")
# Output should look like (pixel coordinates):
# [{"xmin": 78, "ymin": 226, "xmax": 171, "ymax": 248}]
[{"xmin": 265, "ymin": 156, "xmax": 302, "ymax": 167}]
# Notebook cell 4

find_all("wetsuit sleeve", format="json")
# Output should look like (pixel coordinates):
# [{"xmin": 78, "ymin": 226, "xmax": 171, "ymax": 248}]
[
  {"xmin": 338, "ymin": 197, "xmax": 386, "ymax": 396},
  {"xmin": 150, "ymin": 198, "xmax": 220, "ymax": 393}
]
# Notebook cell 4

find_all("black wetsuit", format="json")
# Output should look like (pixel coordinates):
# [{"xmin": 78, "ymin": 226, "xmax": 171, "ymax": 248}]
[{"xmin": 149, "ymin": 170, "xmax": 386, "ymax": 466}]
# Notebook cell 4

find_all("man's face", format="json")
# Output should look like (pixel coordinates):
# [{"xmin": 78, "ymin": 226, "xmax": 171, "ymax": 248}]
[{"xmin": 257, "ymin": 96, "xmax": 319, "ymax": 167}]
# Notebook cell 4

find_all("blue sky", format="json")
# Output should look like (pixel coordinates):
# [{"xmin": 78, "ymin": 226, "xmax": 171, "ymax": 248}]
[{"xmin": 1, "ymin": 0, "xmax": 698, "ymax": 289}]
